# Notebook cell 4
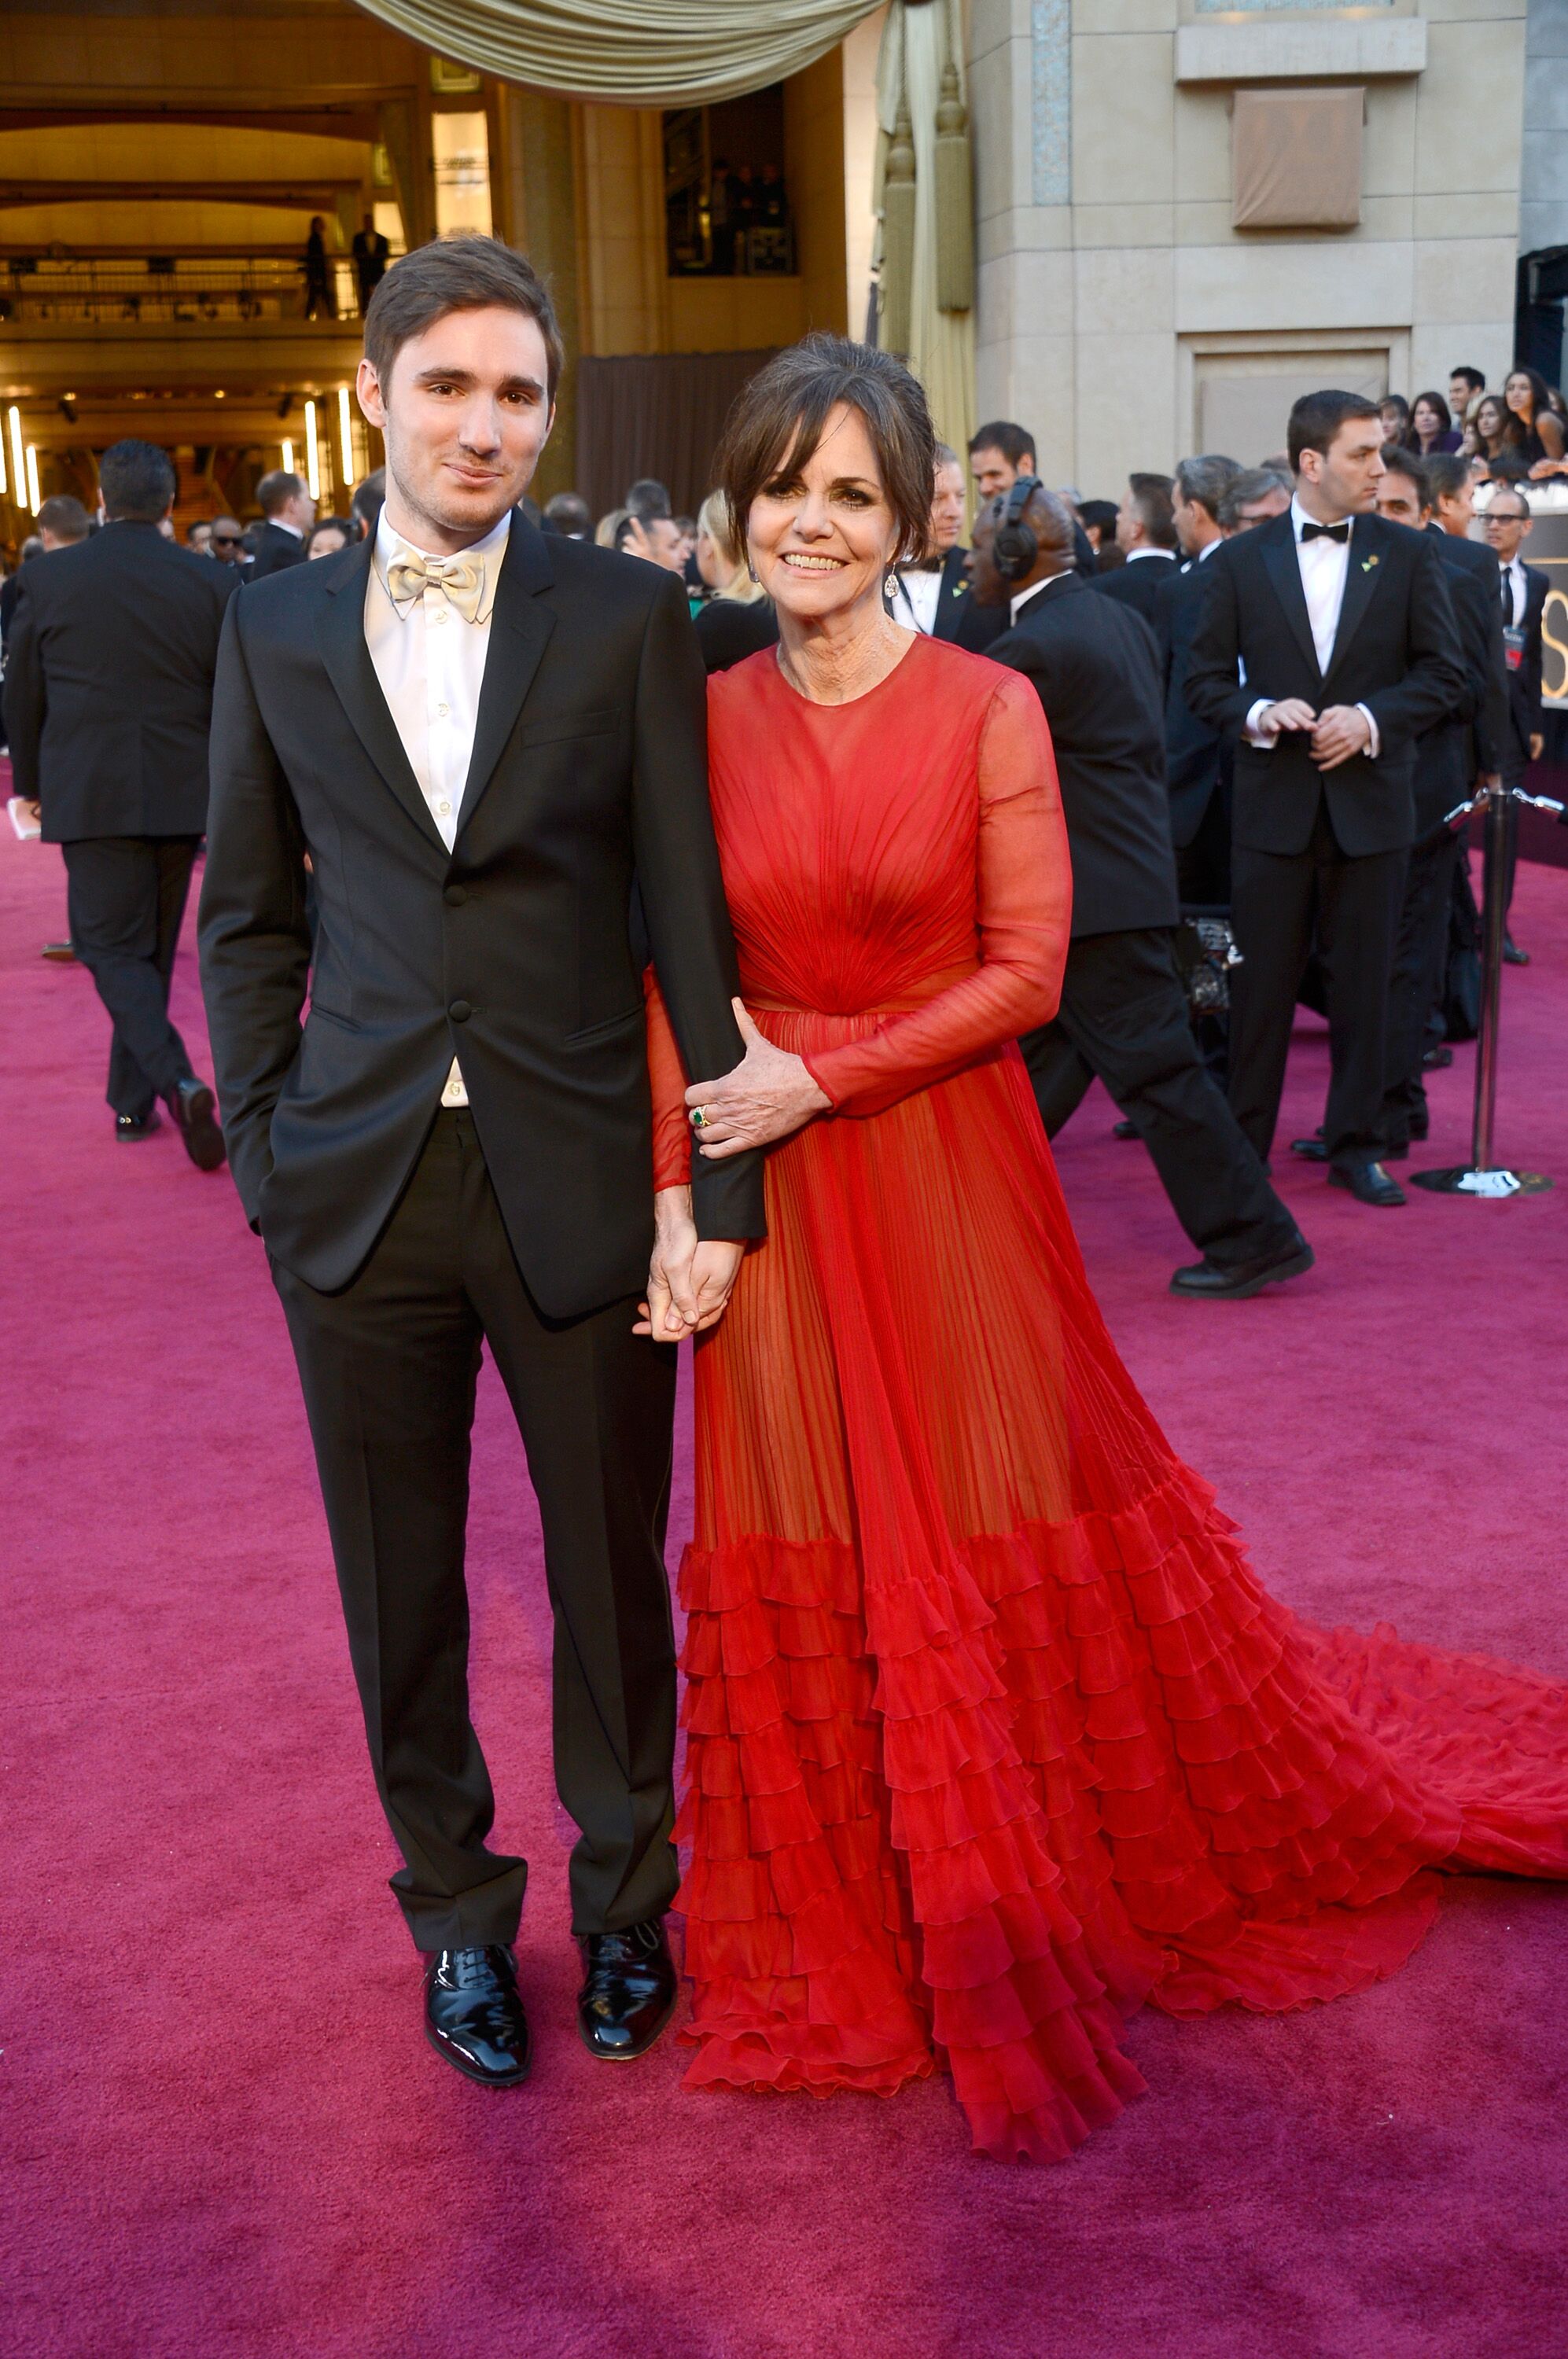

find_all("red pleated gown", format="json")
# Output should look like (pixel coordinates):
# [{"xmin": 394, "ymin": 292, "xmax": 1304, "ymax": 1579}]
[{"xmin": 651, "ymin": 634, "xmax": 1568, "ymax": 2163}]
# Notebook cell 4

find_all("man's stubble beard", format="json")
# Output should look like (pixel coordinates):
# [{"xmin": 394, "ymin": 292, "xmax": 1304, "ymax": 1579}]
[{"xmin": 384, "ymin": 421, "xmax": 539, "ymax": 546}]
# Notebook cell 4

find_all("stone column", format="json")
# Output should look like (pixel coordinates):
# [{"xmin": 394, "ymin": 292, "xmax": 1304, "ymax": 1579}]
[{"xmin": 500, "ymin": 86, "xmax": 583, "ymax": 501}]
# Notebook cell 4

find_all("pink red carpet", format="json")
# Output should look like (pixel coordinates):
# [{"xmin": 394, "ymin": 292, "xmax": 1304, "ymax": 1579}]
[{"xmin": 2, "ymin": 826, "xmax": 1565, "ymax": 2357}]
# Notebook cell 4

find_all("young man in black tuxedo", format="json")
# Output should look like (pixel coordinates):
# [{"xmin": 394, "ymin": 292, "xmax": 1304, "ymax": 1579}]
[
  {"xmin": 1154, "ymin": 455, "xmax": 1242, "ymax": 905},
  {"xmin": 199, "ymin": 237, "xmax": 762, "ymax": 2091},
  {"xmin": 1091, "ymin": 473, "xmax": 1180, "ymax": 624},
  {"xmin": 972, "ymin": 483, "xmax": 1311, "ymax": 1300},
  {"xmin": 1185, "ymin": 390, "xmax": 1465, "ymax": 1205},
  {"xmin": 6, "ymin": 440, "xmax": 235, "ymax": 1162},
  {"xmin": 246, "ymin": 469, "xmax": 315, "ymax": 580}
]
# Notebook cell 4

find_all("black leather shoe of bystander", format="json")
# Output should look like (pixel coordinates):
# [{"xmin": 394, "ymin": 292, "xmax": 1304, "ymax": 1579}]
[
  {"xmin": 1170, "ymin": 1235, "xmax": 1315, "ymax": 1301},
  {"xmin": 167, "ymin": 1076, "xmax": 226, "ymax": 1172},
  {"xmin": 1329, "ymin": 1161, "xmax": 1405, "ymax": 1207}
]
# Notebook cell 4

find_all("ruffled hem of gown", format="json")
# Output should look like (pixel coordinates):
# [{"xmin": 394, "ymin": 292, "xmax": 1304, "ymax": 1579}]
[{"xmin": 675, "ymin": 1462, "xmax": 1568, "ymax": 2162}]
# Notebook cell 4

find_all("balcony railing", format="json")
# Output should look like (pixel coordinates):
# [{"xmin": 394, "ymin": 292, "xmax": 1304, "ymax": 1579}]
[{"xmin": 0, "ymin": 252, "xmax": 363, "ymax": 326}]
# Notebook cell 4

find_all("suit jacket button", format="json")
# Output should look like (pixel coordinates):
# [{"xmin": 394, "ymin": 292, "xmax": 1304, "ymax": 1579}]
[
  {"xmin": 444, "ymin": 884, "xmax": 468, "ymax": 907},
  {"xmin": 448, "ymin": 999, "xmax": 472, "ymax": 1022}
]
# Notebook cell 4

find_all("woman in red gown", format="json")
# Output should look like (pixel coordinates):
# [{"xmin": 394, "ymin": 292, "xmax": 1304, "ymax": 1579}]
[{"xmin": 641, "ymin": 337, "xmax": 1568, "ymax": 2163}]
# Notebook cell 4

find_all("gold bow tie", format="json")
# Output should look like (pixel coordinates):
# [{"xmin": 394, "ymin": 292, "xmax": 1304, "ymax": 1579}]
[{"xmin": 385, "ymin": 550, "xmax": 486, "ymax": 622}]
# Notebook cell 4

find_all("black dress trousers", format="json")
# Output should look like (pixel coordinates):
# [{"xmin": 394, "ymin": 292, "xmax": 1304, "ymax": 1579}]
[
  {"xmin": 1227, "ymin": 802, "xmax": 1408, "ymax": 1169},
  {"xmin": 60, "ymin": 834, "xmax": 201, "ymax": 1118},
  {"xmin": 271, "ymin": 1107, "xmax": 681, "ymax": 1952},
  {"xmin": 1019, "ymin": 926, "xmax": 1298, "ymax": 1266},
  {"xmin": 1382, "ymin": 828, "xmax": 1460, "ymax": 1149}
]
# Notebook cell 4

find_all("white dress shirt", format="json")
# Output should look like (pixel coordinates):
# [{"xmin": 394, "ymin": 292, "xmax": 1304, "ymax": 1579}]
[
  {"xmin": 1009, "ymin": 572, "xmax": 1073, "ymax": 627},
  {"xmin": 1245, "ymin": 496, "xmax": 1379, "ymax": 756},
  {"xmin": 1499, "ymin": 554, "xmax": 1527, "ymax": 628},
  {"xmin": 364, "ymin": 506, "xmax": 512, "ymax": 1107},
  {"xmin": 891, "ymin": 566, "xmax": 944, "ymax": 635}
]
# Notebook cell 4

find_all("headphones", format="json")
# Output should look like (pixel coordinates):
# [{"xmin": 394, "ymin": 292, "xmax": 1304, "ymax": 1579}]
[{"xmin": 991, "ymin": 474, "xmax": 1042, "ymax": 583}]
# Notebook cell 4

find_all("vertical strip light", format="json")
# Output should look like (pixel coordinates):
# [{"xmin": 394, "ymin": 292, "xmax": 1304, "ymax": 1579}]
[
  {"xmin": 0, "ymin": 418, "xmax": 7, "ymax": 495},
  {"xmin": 337, "ymin": 387, "xmax": 354, "ymax": 486},
  {"xmin": 304, "ymin": 400, "xmax": 320, "ymax": 500},
  {"xmin": 281, "ymin": 436, "xmax": 295, "ymax": 477},
  {"xmin": 7, "ymin": 407, "xmax": 24, "ymax": 506},
  {"xmin": 24, "ymin": 444, "xmax": 41, "ymax": 515}
]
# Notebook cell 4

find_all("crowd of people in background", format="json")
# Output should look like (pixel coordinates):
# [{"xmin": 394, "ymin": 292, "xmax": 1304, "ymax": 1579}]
[{"xmin": 0, "ymin": 339, "xmax": 1554, "ymax": 1285}]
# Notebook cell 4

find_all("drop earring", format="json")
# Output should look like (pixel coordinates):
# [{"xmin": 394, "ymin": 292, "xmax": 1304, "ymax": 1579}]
[{"xmin": 885, "ymin": 568, "xmax": 899, "ymax": 599}]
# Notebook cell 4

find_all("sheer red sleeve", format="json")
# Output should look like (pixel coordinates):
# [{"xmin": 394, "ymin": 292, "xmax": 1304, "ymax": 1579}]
[
  {"xmin": 644, "ymin": 966, "xmax": 693, "ymax": 1190},
  {"xmin": 801, "ymin": 671, "xmax": 1071, "ymax": 1119}
]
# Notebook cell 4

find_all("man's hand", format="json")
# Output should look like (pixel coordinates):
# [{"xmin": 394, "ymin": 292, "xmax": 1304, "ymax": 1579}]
[
  {"xmin": 1531, "ymin": 732, "xmax": 1544, "ymax": 764},
  {"xmin": 685, "ymin": 1000, "xmax": 830, "ymax": 1161},
  {"xmin": 1311, "ymin": 705, "xmax": 1373, "ymax": 771},
  {"xmin": 1259, "ymin": 698, "xmax": 1317, "ymax": 736},
  {"xmin": 635, "ymin": 1187, "xmax": 746, "ymax": 1340},
  {"xmin": 637, "ymin": 1185, "xmax": 700, "ymax": 1341}
]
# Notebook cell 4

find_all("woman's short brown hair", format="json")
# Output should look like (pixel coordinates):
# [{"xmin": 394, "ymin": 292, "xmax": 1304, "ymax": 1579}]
[
  {"xmin": 715, "ymin": 332, "xmax": 937, "ymax": 565},
  {"xmin": 363, "ymin": 234, "xmax": 564, "ymax": 399}
]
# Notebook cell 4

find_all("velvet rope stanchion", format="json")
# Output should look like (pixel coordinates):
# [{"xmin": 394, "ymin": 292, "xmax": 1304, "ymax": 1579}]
[{"xmin": 1412, "ymin": 778, "xmax": 1565, "ymax": 1199}]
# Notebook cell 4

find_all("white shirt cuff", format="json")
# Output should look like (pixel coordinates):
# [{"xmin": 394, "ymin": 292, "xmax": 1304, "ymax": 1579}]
[
  {"xmin": 1245, "ymin": 698, "xmax": 1279, "ymax": 748},
  {"xmin": 1356, "ymin": 703, "xmax": 1380, "ymax": 760}
]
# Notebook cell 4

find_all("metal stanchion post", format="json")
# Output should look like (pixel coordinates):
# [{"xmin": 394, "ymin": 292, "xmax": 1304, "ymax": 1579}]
[{"xmin": 1412, "ymin": 779, "xmax": 1559, "ymax": 1198}]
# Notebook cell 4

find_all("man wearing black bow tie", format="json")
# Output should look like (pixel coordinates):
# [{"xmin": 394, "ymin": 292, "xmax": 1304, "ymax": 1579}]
[
  {"xmin": 200, "ymin": 238, "xmax": 762, "ymax": 2091},
  {"xmin": 1186, "ymin": 391, "xmax": 1464, "ymax": 1205}
]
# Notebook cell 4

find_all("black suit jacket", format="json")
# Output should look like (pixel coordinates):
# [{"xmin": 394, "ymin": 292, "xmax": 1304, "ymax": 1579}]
[
  {"xmin": 6, "ymin": 521, "xmax": 237, "ymax": 839},
  {"xmin": 247, "ymin": 521, "xmax": 307, "ymax": 582},
  {"xmin": 985, "ymin": 572, "xmax": 1180, "ymax": 940},
  {"xmin": 198, "ymin": 519, "xmax": 764, "ymax": 1308},
  {"xmin": 1184, "ymin": 510, "xmax": 1465, "ymax": 857},
  {"xmin": 1426, "ymin": 525, "xmax": 1508, "ymax": 784},
  {"xmin": 1090, "ymin": 550, "xmax": 1178, "ymax": 626},
  {"xmin": 1154, "ymin": 553, "xmax": 1228, "ymax": 848},
  {"xmin": 1409, "ymin": 558, "xmax": 1493, "ymax": 836},
  {"xmin": 1500, "ymin": 561, "xmax": 1548, "ymax": 779},
  {"xmin": 923, "ymin": 547, "xmax": 981, "ymax": 643}
]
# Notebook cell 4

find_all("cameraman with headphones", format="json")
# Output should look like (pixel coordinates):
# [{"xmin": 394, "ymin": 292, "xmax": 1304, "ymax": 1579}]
[{"xmin": 971, "ymin": 480, "xmax": 1312, "ymax": 1300}]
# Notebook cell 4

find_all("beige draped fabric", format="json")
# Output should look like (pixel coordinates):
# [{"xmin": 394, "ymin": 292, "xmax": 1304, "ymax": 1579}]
[
  {"xmin": 873, "ymin": 0, "xmax": 975, "ymax": 466},
  {"xmin": 350, "ymin": 0, "xmax": 883, "ymax": 106}
]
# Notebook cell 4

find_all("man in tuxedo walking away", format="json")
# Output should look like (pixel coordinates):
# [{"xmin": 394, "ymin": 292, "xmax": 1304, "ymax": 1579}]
[
  {"xmin": 6, "ymin": 439, "xmax": 235, "ymax": 1161},
  {"xmin": 199, "ymin": 237, "xmax": 762, "ymax": 2091},
  {"xmin": 972, "ymin": 482, "xmax": 1312, "ymax": 1300},
  {"xmin": 1345, "ymin": 448, "xmax": 1507, "ymax": 1162},
  {"xmin": 1092, "ymin": 473, "xmax": 1180, "ymax": 624},
  {"xmin": 1484, "ymin": 484, "xmax": 1548, "ymax": 959},
  {"xmin": 1154, "ymin": 454, "xmax": 1241, "ymax": 906},
  {"xmin": 246, "ymin": 470, "xmax": 315, "ymax": 580},
  {"xmin": 1186, "ymin": 391, "xmax": 1465, "ymax": 1206}
]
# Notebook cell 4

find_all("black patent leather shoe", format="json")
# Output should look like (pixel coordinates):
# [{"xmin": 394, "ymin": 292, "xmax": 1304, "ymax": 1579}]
[
  {"xmin": 1170, "ymin": 1234, "xmax": 1314, "ymax": 1300},
  {"xmin": 166, "ymin": 1076, "xmax": 226, "ymax": 1171},
  {"xmin": 424, "ymin": 1945, "xmax": 531, "ymax": 2088},
  {"xmin": 1112, "ymin": 1117, "xmax": 1138, "ymax": 1140},
  {"xmin": 577, "ymin": 1918, "xmax": 677, "ymax": 2062},
  {"xmin": 116, "ymin": 1110, "xmax": 160, "ymax": 1141},
  {"xmin": 1329, "ymin": 1160, "xmax": 1405, "ymax": 1207},
  {"xmin": 1290, "ymin": 1135, "xmax": 1330, "ymax": 1162},
  {"xmin": 1504, "ymin": 934, "xmax": 1529, "ymax": 966}
]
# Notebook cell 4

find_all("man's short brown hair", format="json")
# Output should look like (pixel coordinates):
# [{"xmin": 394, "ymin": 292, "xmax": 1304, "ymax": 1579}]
[
  {"xmin": 716, "ymin": 331, "xmax": 937, "ymax": 565},
  {"xmin": 363, "ymin": 234, "xmax": 564, "ymax": 399},
  {"xmin": 37, "ymin": 494, "xmax": 89, "ymax": 543}
]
